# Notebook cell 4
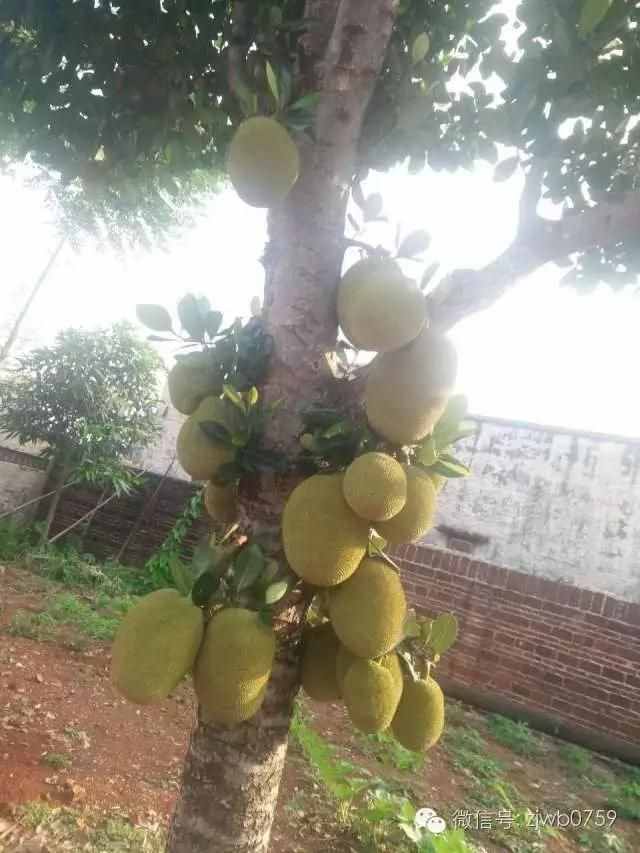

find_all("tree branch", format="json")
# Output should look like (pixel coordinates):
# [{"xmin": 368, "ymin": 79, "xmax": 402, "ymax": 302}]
[{"xmin": 430, "ymin": 191, "xmax": 640, "ymax": 330}]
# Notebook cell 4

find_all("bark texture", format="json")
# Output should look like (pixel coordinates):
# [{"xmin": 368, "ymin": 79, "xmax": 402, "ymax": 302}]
[{"xmin": 168, "ymin": 2, "xmax": 395, "ymax": 851}]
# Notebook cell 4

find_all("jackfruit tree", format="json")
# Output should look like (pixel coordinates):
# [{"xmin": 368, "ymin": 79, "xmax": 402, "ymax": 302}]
[{"xmin": 3, "ymin": 2, "xmax": 640, "ymax": 851}]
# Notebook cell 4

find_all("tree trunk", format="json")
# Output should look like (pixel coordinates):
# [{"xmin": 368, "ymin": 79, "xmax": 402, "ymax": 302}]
[
  {"xmin": 0, "ymin": 236, "xmax": 66, "ymax": 364},
  {"xmin": 168, "ymin": 2, "xmax": 395, "ymax": 851},
  {"xmin": 41, "ymin": 458, "xmax": 73, "ymax": 543}
]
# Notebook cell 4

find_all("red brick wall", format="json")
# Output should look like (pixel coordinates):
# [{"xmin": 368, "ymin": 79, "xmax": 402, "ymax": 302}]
[{"xmin": 396, "ymin": 543, "xmax": 640, "ymax": 758}]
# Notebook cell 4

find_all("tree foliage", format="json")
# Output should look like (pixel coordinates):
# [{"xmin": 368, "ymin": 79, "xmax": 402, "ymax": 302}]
[
  {"xmin": 1, "ymin": 1, "xmax": 639, "ymax": 287},
  {"xmin": 0, "ymin": 323, "xmax": 162, "ymax": 491}
]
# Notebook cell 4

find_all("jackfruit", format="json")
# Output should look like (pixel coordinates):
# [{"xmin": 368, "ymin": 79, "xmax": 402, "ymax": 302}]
[
  {"xmin": 337, "ymin": 258, "xmax": 427, "ymax": 353},
  {"xmin": 228, "ymin": 117, "xmax": 300, "ymax": 208},
  {"xmin": 194, "ymin": 607, "xmax": 276, "ymax": 725},
  {"xmin": 335, "ymin": 644, "xmax": 359, "ymax": 692},
  {"xmin": 365, "ymin": 328, "xmax": 457, "ymax": 446},
  {"xmin": 343, "ymin": 659, "xmax": 398, "ymax": 733},
  {"xmin": 391, "ymin": 676, "xmax": 444, "ymax": 752},
  {"xmin": 176, "ymin": 395, "xmax": 237, "ymax": 481},
  {"xmin": 379, "ymin": 651, "xmax": 404, "ymax": 713},
  {"xmin": 168, "ymin": 362, "xmax": 222, "ymax": 415},
  {"xmin": 204, "ymin": 480, "xmax": 237, "ymax": 525},
  {"xmin": 282, "ymin": 473, "xmax": 369, "ymax": 586},
  {"xmin": 111, "ymin": 589, "xmax": 203, "ymax": 705},
  {"xmin": 376, "ymin": 465, "xmax": 437, "ymax": 544},
  {"xmin": 301, "ymin": 622, "xmax": 342, "ymax": 701},
  {"xmin": 426, "ymin": 471, "xmax": 446, "ymax": 493},
  {"xmin": 329, "ymin": 558, "xmax": 406, "ymax": 658},
  {"xmin": 343, "ymin": 452, "xmax": 407, "ymax": 522}
]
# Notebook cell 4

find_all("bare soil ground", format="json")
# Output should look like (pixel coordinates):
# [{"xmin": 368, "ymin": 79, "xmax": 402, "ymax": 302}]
[{"xmin": 1, "ymin": 564, "xmax": 638, "ymax": 853}]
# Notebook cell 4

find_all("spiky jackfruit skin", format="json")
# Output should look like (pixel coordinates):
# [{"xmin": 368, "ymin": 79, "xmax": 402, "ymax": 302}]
[
  {"xmin": 301, "ymin": 622, "xmax": 342, "ymax": 701},
  {"xmin": 376, "ymin": 465, "xmax": 437, "ymax": 545},
  {"xmin": 176, "ymin": 396, "xmax": 237, "ymax": 481},
  {"xmin": 329, "ymin": 558, "xmax": 406, "ymax": 659},
  {"xmin": 204, "ymin": 480, "xmax": 237, "ymax": 524},
  {"xmin": 379, "ymin": 652, "xmax": 404, "ymax": 714},
  {"xmin": 168, "ymin": 362, "xmax": 222, "ymax": 415},
  {"xmin": 343, "ymin": 452, "xmax": 407, "ymax": 522},
  {"xmin": 335, "ymin": 644, "xmax": 359, "ymax": 692},
  {"xmin": 111, "ymin": 589, "xmax": 204, "ymax": 705},
  {"xmin": 228, "ymin": 117, "xmax": 300, "ymax": 208},
  {"xmin": 343, "ymin": 659, "xmax": 398, "ymax": 734},
  {"xmin": 391, "ymin": 677, "xmax": 444, "ymax": 752},
  {"xmin": 337, "ymin": 258, "xmax": 427, "ymax": 353},
  {"xmin": 194, "ymin": 608, "xmax": 276, "ymax": 725},
  {"xmin": 365, "ymin": 328, "xmax": 457, "ymax": 446},
  {"xmin": 282, "ymin": 474, "xmax": 369, "ymax": 586}
]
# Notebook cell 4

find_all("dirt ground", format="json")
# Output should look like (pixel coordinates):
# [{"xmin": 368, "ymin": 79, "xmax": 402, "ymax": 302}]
[{"xmin": 1, "ymin": 564, "xmax": 638, "ymax": 853}]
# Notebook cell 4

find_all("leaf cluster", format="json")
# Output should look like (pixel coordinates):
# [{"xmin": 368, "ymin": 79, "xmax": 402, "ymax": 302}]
[
  {"xmin": 298, "ymin": 407, "xmax": 377, "ymax": 472},
  {"xmin": 412, "ymin": 396, "xmax": 475, "ymax": 480}
]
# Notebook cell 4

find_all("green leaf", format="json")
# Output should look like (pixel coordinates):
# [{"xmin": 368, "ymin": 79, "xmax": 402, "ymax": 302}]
[
  {"xmin": 411, "ymin": 32, "xmax": 431, "ymax": 65},
  {"xmin": 199, "ymin": 420, "xmax": 233, "ymax": 445},
  {"xmin": 265, "ymin": 61, "xmax": 279, "ymax": 105},
  {"xmin": 178, "ymin": 294, "xmax": 207, "ymax": 340},
  {"xmin": 191, "ymin": 571, "xmax": 220, "ymax": 607},
  {"xmin": 136, "ymin": 304, "xmax": 173, "ymax": 333},
  {"xmin": 192, "ymin": 539, "xmax": 218, "ymax": 575},
  {"xmin": 369, "ymin": 531, "xmax": 388, "ymax": 557},
  {"xmin": 322, "ymin": 420, "xmax": 350, "ymax": 439},
  {"xmin": 170, "ymin": 555, "xmax": 193, "ymax": 596},
  {"xmin": 403, "ymin": 612, "xmax": 422, "ymax": 639},
  {"xmin": 287, "ymin": 92, "xmax": 320, "ymax": 113},
  {"xmin": 205, "ymin": 310, "xmax": 223, "ymax": 338},
  {"xmin": 429, "ymin": 454, "xmax": 471, "ymax": 478},
  {"xmin": 416, "ymin": 434, "xmax": 438, "ymax": 467},
  {"xmin": 397, "ymin": 229, "xmax": 431, "ymax": 258},
  {"xmin": 233, "ymin": 543, "xmax": 265, "ymax": 592},
  {"xmin": 429, "ymin": 613, "xmax": 458, "ymax": 654},
  {"xmin": 245, "ymin": 386, "xmax": 259, "ymax": 407},
  {"xmin": 265, "ymin": 579, "xmax": 289, "ymax": 605},
  {"xmin": 577, "ymin": 0, "xmax": 613, "ymax": 37},
  {"xmin": 493, "ymin": 156, "xmax": 519, "ymax": 182}
]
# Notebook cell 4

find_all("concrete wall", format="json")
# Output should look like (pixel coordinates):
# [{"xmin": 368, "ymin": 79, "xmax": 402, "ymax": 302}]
[
  {"xmin": 0, "ymin": 442, "xmax": 48, "ymax": 522},
  {"xmin": 427, "ymin": 417, "xmax": 640, "ymax": 601}
]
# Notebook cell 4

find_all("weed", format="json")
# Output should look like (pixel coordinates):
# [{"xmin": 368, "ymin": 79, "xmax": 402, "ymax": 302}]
[
  {"xmin": 559, "ymin": 743, "xmax": 593, "ymax": 776},
  {"xmin": 9, "ymin": 591, "xmax": 133, "ymax": 645},
  {"xmin": 41, "ymin": 751, "xmax": 72, "ymax": 770},
  {"xmin": 359, "ymin": 730, "xmax": 425, "ymax": 772},
  {"xmin": 576, "ymin": 827, "xmax": 627, "ymax": 852},
  {"xmin": 487, "ymin": 714, "xmax": 541, "ymax": 758},
  {"xmin": 443, "ymin": 725, "xmax": 504, "ymax": 783},
  {"xmin": 0, "ymin": 520, "xmax": 39, "ymax": 560},
  {"xmin": 14, "ymin": 802, "xmax": 165, "ymax": 852}
]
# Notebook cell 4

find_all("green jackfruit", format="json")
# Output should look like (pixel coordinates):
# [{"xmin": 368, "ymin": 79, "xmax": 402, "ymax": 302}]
[
  {"xmin": 301, "ymin": 622, "xmax": 341, "ymax": 701},
  {"xmin": 343, "ymin": 452, "xmax": 407, "ymax": 522},
  {"xmin": 329, "ymin": 558, "xmax": 406, "ymax": 659},
  {"xmin": 391, "ymin": 676, "xmax": 444, "ymax": 752},
  {"xmin": 379, "ymin": 652, "xmax": 404, "ymax": 713},
  {"xmin": 365, "ymin": 328, "xmax": 457, "ymax": 446},
  {"xmin": 282, "ymin": 474, "xmax": 369, "ymax": 586},
  {"xmin": 376, "ymin": 465, "xmax": 437, "ymax": 544},
  {"xmin": 194, "ymin": 608, "xmax": 276, "ymax": 725},
  {"xmin": 343, "ymin": 659, "xmax": 398, "ymax": 734},
  {"xmin": 168, "ymin": 362, "xmax": 222, "ymax": 415},
  {"xmin": 337, "ymin": 257, "xmax": 427, "ymax": 353},
  {"xmin": 111, "ymin": 589, "xmax": 204, "ymax": 705},
  {"xmin": 228, "ymin": 117, "xmax": 300, "ymax": 208},
  {"xmin": 426, "ymin": 471, "xmax": 446, "ymax": 493},
  {"xmin": 335, "ymin": 644, "xmax": 358, "ymax": 692},
  {"xmin": 176, "ymin": 395, "xmax": 237, "ymax": 481},
  {"xmin": 204, "ymin": 480, "xmax": 237, "ymax": 524}
]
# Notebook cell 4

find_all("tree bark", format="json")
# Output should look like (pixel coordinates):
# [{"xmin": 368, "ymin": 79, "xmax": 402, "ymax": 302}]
[
  {"xmin": 41, "ymin": 458, "xmax": 73, "ymax": 543},
  {"xmin": 167, "ymin": 2, "xmax": 395, "ymax": 851},
  {"xmin": 0, "ymin": 236, "xmax": 66, "ymax": 364}
]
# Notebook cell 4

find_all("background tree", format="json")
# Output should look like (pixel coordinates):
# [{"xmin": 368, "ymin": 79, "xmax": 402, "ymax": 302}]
[
  {"xmin": 0, "ymin": 323, "xmax": 162, "ymax": 540},
  {"xmin": 2, "ymin": 1, "xmax": 640, "ymax": 851}
]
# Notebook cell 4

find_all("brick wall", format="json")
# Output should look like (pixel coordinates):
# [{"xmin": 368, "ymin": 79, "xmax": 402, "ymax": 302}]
[{"xmin": 396, "ymin": 543, "xmax": 640, "ymax": 763}]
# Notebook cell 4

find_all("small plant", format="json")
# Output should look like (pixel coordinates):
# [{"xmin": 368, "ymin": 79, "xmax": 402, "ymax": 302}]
[
  {"xmin": 144, "ymin": 490, "xmax": 204, "ymax": 590},
  {"xmin": 559, "ymin": 743, "xmax": 593, "ymax": 776},
  {"xmin": 359, "ymin": 730, "xmax": 425, "ymax": 772},
  {"xmin": 9, "ymin": 592, "xmax": 133, "ymax": 645},
  {"xmin": 41, "ymin": 752, "xmax": 72, "ymax": 770},
  {"xmin": 487, "ymin": 714, "xmax": 541, "ymax": 758},
  {"xmin": 0, "ymin": 519, "xmax": 39, "ymax": 561}
]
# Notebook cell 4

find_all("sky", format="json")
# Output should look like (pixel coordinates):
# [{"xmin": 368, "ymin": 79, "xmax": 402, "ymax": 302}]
[{"xmin": 2, "ymin": 160, "xmax": 639, "ymax": 439}]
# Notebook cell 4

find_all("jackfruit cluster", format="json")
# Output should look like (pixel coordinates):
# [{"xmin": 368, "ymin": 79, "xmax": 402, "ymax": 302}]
[
  {"xmin": 228, "ymin": 117, "xmax": 300, "ymax": 208},
  {"xmin": 168, "ymin": 361, "xmax": 222, "ymax": 415}
]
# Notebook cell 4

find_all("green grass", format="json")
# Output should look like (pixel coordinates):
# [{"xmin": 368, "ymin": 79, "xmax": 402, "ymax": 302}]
[
  {"xmin": 559, "ymin": 743, "xmax": 593, "ymax": 777},
  {"xmin": 359, "ymin": 730, "xmax": 425, "ymax": 772},
  {"xmin": 15, "ymin": 802, "xmax": 165, "ymax": 852},
  {"xmin": 443, "ymin": 724, "xmax": 504, "ymax": 782},
  {"xmin": 41, "ymin": 751, "xmax": 72, "ymax": 770},
  {"xmin": 486, "ymin": 714, "xmax": 541, "ymax": 758},
  {"xmin": 8, "ymin": 591, "xmax": 133, "ymax": 645},
  {"xmin": 0, "ymin": 519, "xmax": 40, "ymax": 561}
]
